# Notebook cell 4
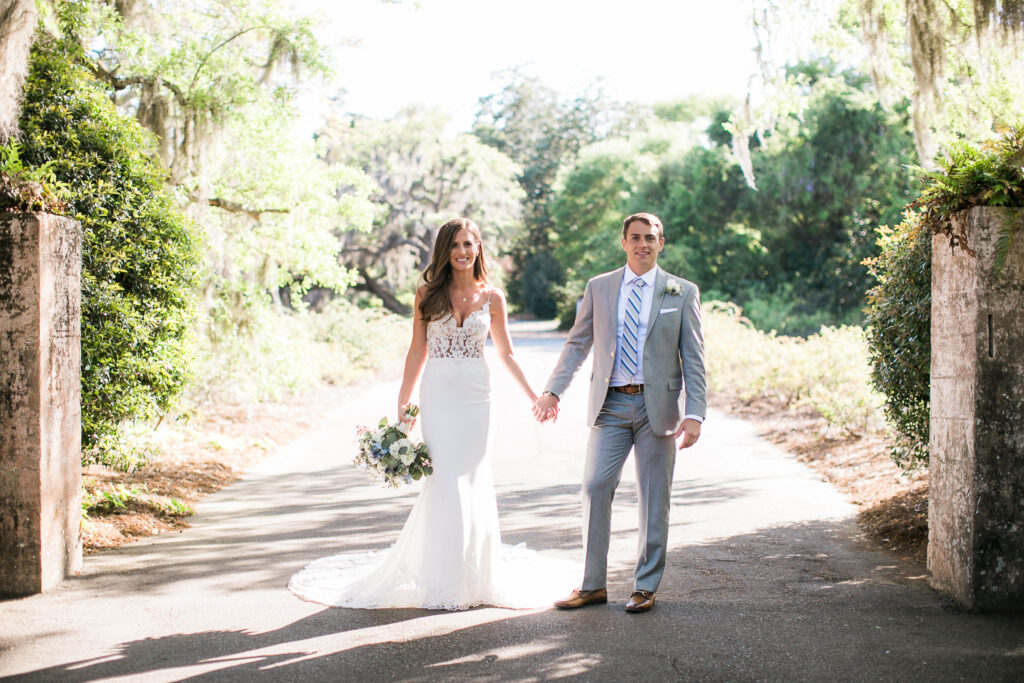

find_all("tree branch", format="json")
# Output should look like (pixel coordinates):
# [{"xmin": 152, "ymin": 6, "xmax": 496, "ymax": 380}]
[
  {"xmin": 354, "ymin": 267, "xmax": 412, "ymax": 315},
  {"xmin": 208, "ymin": 196, "xmax": 289, "ymax": 220},
  {"xmin": 189, "ymin": 25, "xmax": 269, "ymax": 92},
  {"xmin": 89, "ymin": 63, "xmax": 186, "ymax": 105}
]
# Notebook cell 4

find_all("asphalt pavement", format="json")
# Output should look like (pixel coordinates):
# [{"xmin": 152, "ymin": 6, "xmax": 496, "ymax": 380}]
[{"xmin": 1, "ymin": 320, "xmax": 1023, "ymax": 682}]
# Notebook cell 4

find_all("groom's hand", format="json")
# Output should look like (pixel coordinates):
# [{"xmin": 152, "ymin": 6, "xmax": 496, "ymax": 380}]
[
  {"xmin": 675, "ymin": 418, "xmax": 701, "ymax": 449},
  {"xmin": 533, "ymin": 393, "xmax": 559, "ymax": 422}
]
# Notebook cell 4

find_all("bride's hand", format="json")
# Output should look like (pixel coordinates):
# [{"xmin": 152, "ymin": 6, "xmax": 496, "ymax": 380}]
[{"xmin": 398, "ymin": 403, "xmax": 414, "ymax": 426}]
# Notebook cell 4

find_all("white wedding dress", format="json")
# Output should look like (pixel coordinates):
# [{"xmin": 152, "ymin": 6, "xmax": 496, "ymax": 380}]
[{"xmin": 288, "ymin": 298, "xmax": 578, "ymax": 609}]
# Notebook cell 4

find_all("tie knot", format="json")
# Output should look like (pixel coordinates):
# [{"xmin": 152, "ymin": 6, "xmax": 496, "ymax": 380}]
[{"xmin": 632, "ymin": 277, "xmax": 645, "ymax": 288}]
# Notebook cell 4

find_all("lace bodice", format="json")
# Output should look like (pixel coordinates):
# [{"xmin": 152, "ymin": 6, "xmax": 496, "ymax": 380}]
[{"xmin": 426, "ymin": 300, "xmax": 491, "ymax": 359}]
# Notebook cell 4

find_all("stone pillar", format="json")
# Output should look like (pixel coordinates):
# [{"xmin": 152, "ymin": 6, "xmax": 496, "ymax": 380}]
[
  {"xmin": 929, "ymin": 206, "xmax": 1024, "ymax": 611},
  {"xmin": 0, "ymin": 212, "xmax": 83, "ymax": 596}
]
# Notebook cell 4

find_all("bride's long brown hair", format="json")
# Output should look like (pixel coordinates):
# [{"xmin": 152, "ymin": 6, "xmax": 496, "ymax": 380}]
[{"xmin": 419, "ymin": 218, "xmax": 489, "ymax": 322}]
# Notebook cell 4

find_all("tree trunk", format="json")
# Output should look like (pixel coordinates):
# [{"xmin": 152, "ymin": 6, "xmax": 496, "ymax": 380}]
[
  {"xmin": 0, "ymin": 0, "xmax": 37, "ymax": 144},
  {"xmin": 354, "ymin": 267, "xmax": 412, "ymax": 316}
]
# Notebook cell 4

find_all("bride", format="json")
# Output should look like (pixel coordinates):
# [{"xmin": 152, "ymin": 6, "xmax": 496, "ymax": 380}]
[{"xmin": 288, "ymin": 217, "xmax": 575, "ymax": 610}]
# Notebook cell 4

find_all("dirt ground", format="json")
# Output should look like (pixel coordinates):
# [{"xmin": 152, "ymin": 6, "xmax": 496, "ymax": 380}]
[
  {"xmin": 717, "ymin": 394, "xmax": 928, "ymax": 563},
  {"xmin": 82, "ymin": 386, "xmax": 930, "ymax": 564},
  {"xmin": 81, "ymin": 384, "xmax": 341, "ymax": 552}
]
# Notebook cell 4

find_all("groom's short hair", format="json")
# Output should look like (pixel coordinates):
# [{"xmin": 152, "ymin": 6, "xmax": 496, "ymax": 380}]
[{"xmin": 622, "ymin": 212, "xmax": 664, "ymax": 239}]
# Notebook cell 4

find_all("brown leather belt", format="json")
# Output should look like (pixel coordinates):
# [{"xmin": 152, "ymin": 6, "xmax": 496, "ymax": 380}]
[{"xmin": 610, "ymin": 384, "xmax": 644, "ymax": 394}]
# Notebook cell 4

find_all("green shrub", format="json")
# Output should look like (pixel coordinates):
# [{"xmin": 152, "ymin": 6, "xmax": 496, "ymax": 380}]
[
  {"xmin": 738, "ymin": 283, "xmax": 860, "ymax": 337},
  {"xmin": 188, "ymin": 298, "xmax": 408, "ymax": 406},
  {"xmin": 914, "ymin": 126, "xmax": 1024, "ymax": 258},
  {"xmin": 863, "ymin": 213, "xmax": 931, "ymax": 469},
  {"xmin": 518, "ymin": 252, "xmax": 564, "ymax": 319},
  {"xmin": 704, "ymin": 301, "xmax": 883, "ymax": 436},
  {"xmin": 0, "ymin": 142, "xmax": 70, "ymax": 213},
  {"xmin": 863, "ymin": 126, "xmax": 1024, "ymax": 471},
  {"xmin": 13, "ymin": 38, "xmax": 200, "ymax": 470}
]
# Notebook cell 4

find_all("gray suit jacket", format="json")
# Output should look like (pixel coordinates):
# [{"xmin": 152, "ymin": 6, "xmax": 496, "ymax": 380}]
[{"xmin": 544, "ymin": 266, "xmax": 707, "ymax": 436}]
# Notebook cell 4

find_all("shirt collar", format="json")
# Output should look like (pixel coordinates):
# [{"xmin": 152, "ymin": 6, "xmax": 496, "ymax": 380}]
[{"xmin": 623, "ymin": 264, "xmax": 658, "ymax": 288}]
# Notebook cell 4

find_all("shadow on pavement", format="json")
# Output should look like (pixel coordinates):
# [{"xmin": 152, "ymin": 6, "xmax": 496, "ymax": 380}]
[{"xmin": 10, "ymin": 518, "xmax": 1024, "ymax": 682}]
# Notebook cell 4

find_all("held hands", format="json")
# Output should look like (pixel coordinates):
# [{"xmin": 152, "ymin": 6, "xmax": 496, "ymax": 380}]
[
  {"xmin": 674, "ymin": 417, "xmax": 701, "ymax": 450},
  {"xmin": 532, "ymin": 393, "xmax": 559, "ymax": 423}
]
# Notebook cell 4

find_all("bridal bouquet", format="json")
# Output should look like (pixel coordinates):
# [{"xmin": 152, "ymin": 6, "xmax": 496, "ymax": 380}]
[{"xmin": 354, "ymin": 405, "xmax": 432, "ymax": 488}]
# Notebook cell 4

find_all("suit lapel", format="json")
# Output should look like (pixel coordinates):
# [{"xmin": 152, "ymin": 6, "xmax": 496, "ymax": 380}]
[
  {"xmin": 604, "ymin": 267, "xmax": 625, "ymax": 342},
  {"xmin": 645, "ymin": 267, "xmax": 666, "ymax": 341}
]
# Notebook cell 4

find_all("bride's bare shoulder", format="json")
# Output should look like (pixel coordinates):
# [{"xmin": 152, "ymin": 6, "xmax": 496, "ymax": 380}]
[{"xmin": 485, "ymin": 286, "xmax": 507, "ymax": 306}]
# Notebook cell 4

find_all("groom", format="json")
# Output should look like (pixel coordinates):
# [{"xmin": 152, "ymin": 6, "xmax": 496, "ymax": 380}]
[{"xmin": 533, "ymin": 212, "xmax": 706, "ymax": 613}]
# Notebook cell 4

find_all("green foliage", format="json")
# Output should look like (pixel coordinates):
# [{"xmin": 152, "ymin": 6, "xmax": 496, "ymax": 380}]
[
  {"xmin": 518, "ymin": 252, "xmax": 564, "ymax": 319},
  {"xmin": 549, "ymin": 138, "xmax": 650, "ymax": 285},
  {"xmin": 81, "ymin": 480, "xmax": 193, "ymax": 519},
  {"xmin": 320, "ymin": 107, "xmax": 523, "ymax": 311},
  {"xmin": 748, "ymin": 0, "xmax": 1024, "ymax": 165},
  {"xmin": 913, "ymin": 125, "xmax": 1024, "ymax": 271},
  {"xmin": 474, "ymin": 72, "xmax": 637, "ymax": 314},
  {"xmin": 0, "ymin": 142, "xmax": 70, "ymax": 213},
  {"xmin": 864, "ymin": 213, "xmax": 932, "ymax": 469},
  {"xmin": 17, "ymin": 38, "xmax": 201, "ymax": 469},
  {"xmin": 189, "ymin": 298, "xmax": 409, "ymax": 405},
  {"xmin": 653, "ymin": 95, "xmax": 737, "ymax": 124},
  {"xmin": 704, "ymin": 302, "xmax": 884, "ymax": 436},
  {"xmin": 740, "ymin": 78, "xmax": 917, "ymax": 320},
  {"xmin": 646, "ymin": 145, "xmax": 773, "ymax": 305},
  {"xmin": 58, "ymin": 0, "xmax": 382, "ymax": 412},
  {"xmin": 547, "ymin": 63, "xmax": 913, "ymax": 334},
  {"xmin": 864, "ymin": 127, "xmax": 1024, "ymax": 470},
  {"xmin": 739, "ymin": 283, "xmax": 858, "ymax": 336},
  {"xmin": 548, "ymin": 129, "xmax": 772, "ymax": 323},
  {"xmin": 72, "ymin": 0, "xmax": 332, "ymax": 184}
]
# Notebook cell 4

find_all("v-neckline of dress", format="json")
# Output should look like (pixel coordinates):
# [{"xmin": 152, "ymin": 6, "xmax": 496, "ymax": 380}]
[{"xmin": 453, "ymin": 303, "xmax": 488, "ymax": 328}]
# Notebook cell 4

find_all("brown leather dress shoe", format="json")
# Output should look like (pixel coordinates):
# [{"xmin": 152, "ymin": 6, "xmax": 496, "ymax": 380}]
[
  {"xmin": 554, "ymin": 588, "xmax": 608, "ymax": 609},
  {"xmin": 624, "ymin": 590, "xmax": 655, "ymax": 613}
]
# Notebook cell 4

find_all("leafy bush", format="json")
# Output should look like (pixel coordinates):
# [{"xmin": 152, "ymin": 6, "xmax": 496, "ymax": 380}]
[
  {"xmin": 14, "ymin": 38, "xmax": 200, "ymax": 469},
  {"xmin": 704, "ymin": 301, "xmax": 883, "ymax": 436},
  {"xmin": 739, "ymin": 283, "xmax": 860, "ymax": 337},
  {"xmin": 863, "ymin": 214, "xmax": 932, "ymax": 469},
  {"xmin": 863, "ymin": 126, "xmax": 1024, "ymax": 470},
  {"xmin": 914, "ymin": 126, "xmax": 1024, "ymax": 270},
  {"xmin": 188, "ymin": 298, "xmax": 408, "ymax": 406},
  {"xmin": 0, "ymin": 142, "xmax": 69, "ymax": 213},
  {"xmin": 518, "ymin": 252, "xmax": 564, "ymax": 320}
]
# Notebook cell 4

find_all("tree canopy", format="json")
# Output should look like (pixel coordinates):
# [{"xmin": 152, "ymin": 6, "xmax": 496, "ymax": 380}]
[{"xmin": 319, "ymin": 107, "xmax": 523, "ymax": 313}]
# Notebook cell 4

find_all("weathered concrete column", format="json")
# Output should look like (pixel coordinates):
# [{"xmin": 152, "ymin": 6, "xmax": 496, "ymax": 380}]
[
  {"xmin": 929, "ymin": 206, "xmax": 1024, "ymax": 611},
  {"xmin": 0, "ymin": 212, "xmax": 82, "ymax": 595}
]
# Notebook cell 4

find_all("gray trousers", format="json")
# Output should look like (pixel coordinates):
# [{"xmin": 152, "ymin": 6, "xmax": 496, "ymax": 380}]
[{"xmin": 581, "ymin": 390, "xmax": 676, "ymax": 593}]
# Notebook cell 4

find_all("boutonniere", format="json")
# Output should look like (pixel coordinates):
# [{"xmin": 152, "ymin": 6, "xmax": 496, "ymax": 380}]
[{"xmin": 660, "ymin": 280, "xmax": 682, "ymax": 298}]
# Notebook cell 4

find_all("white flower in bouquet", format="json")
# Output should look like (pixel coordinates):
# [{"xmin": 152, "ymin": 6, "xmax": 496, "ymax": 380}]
[
  {"xmin": 390, "ymin": 438, "xmax": 415, "ymax": 465},
  {"xmin": 353, "ymin": 405, "xmax": 432, "ymax": 487}
]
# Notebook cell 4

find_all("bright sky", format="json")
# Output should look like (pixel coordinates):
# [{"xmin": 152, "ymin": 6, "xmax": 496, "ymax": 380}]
[{"xmin": 294, "ymin": 0, "xmax": 760, "ymax": 132}]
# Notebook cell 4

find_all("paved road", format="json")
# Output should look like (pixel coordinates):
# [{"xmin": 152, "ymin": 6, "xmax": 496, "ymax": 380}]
[{"xmin": 2, "ymin": 321, "xmax": 1023, "ymax": 681}]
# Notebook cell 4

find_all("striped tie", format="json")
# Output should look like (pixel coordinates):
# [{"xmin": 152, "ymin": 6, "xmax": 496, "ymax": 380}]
[{"xmin": 620, "ymin": 277, "xmax": 644, "ymax": 378}]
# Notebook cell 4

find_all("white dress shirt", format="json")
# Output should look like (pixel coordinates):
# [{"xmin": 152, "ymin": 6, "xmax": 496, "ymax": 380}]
[
  {"xmin": 609, "ymin": 264, "xmax": 704, "ymax": 424},
  {"xmin": 610, "ymin": 265, "xmax": 657, "ymax": 387}
]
